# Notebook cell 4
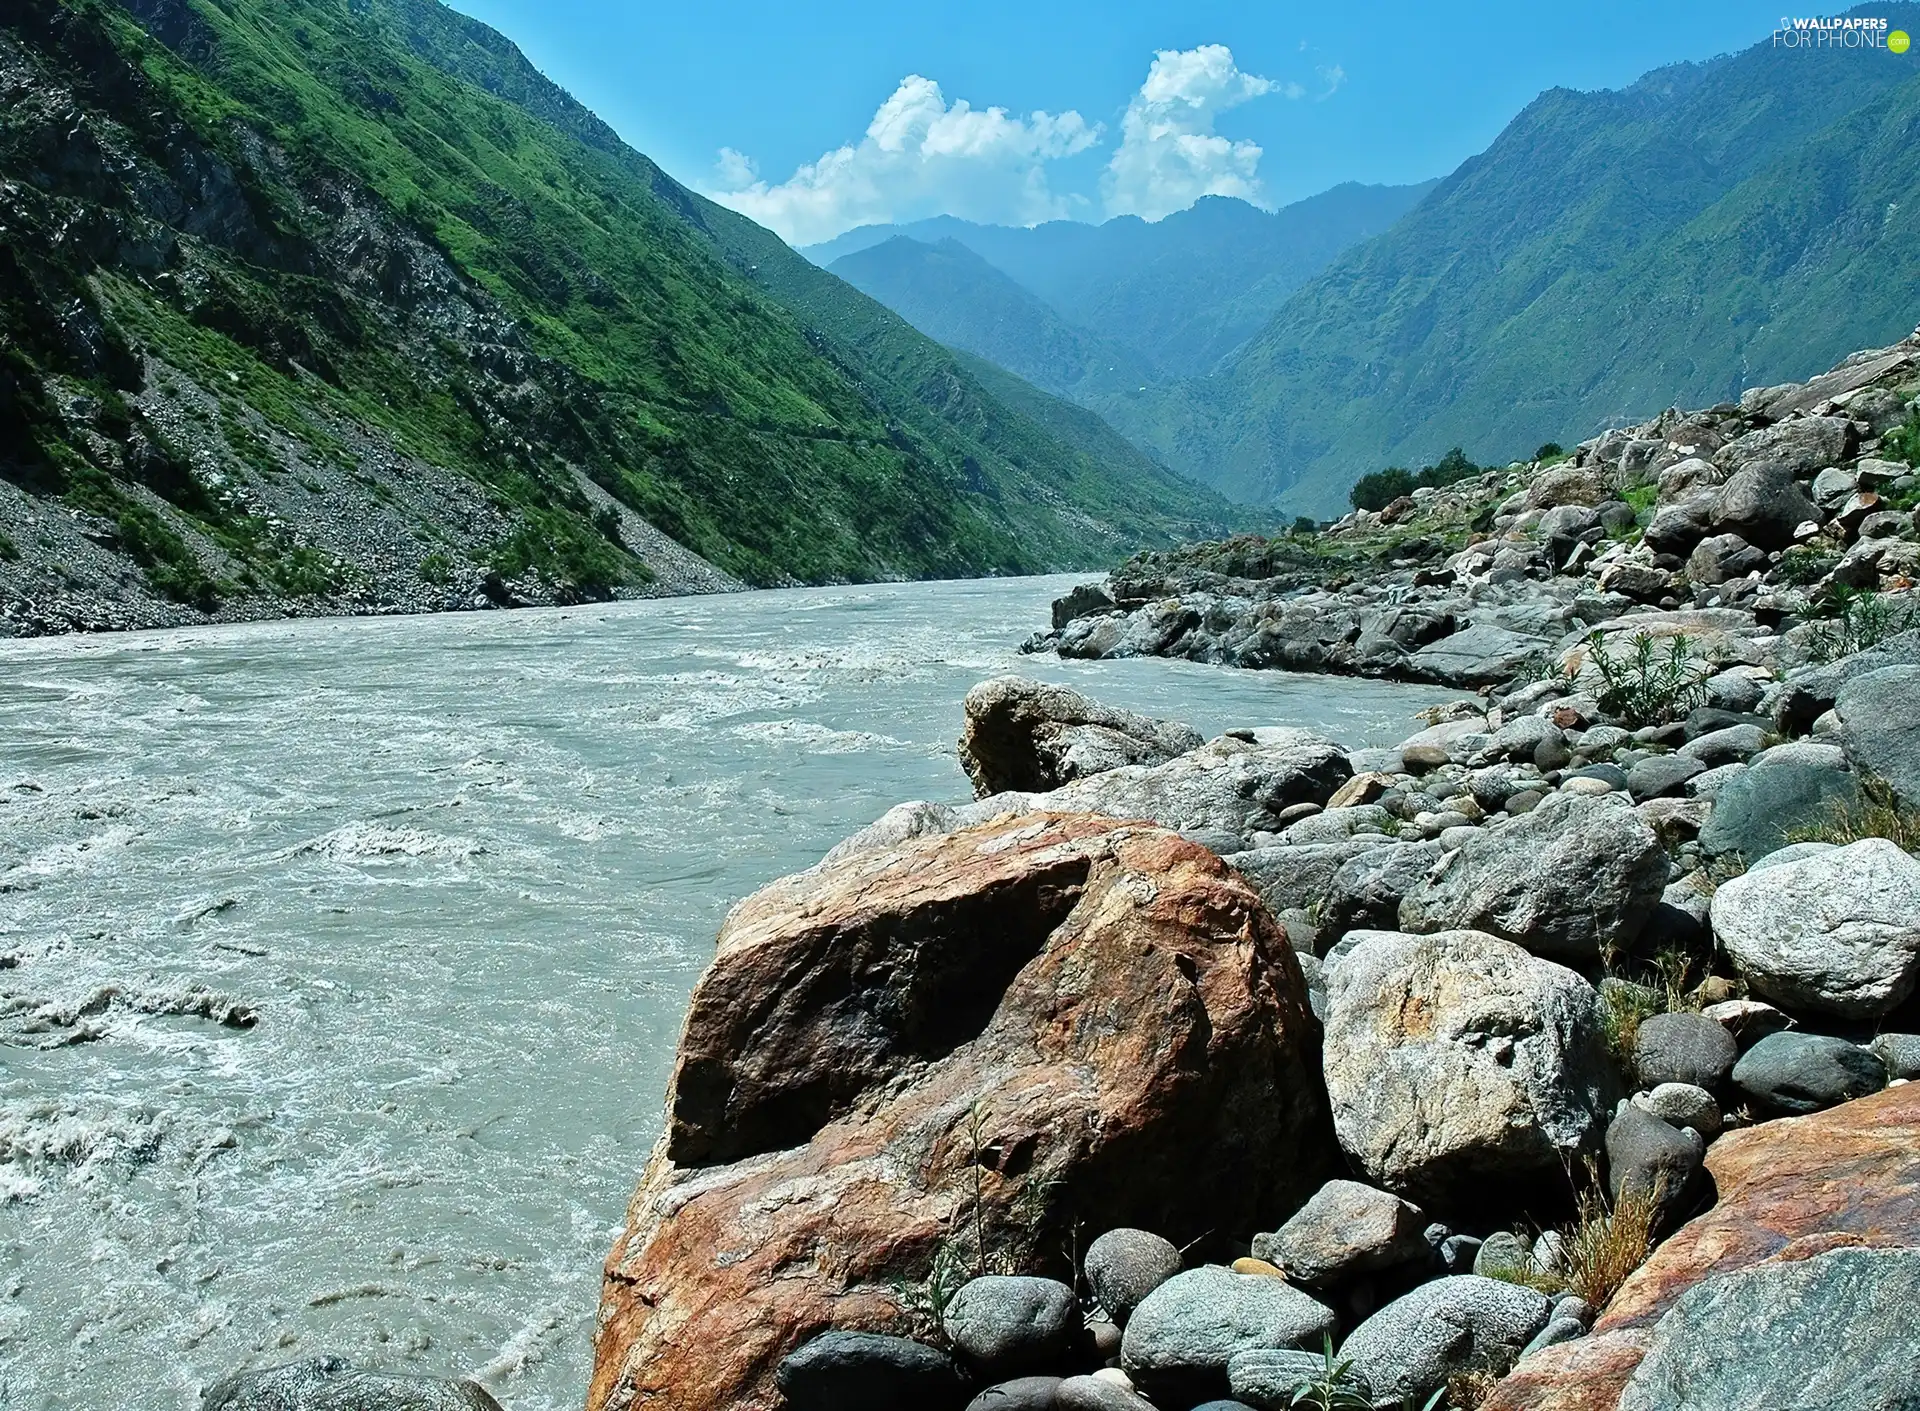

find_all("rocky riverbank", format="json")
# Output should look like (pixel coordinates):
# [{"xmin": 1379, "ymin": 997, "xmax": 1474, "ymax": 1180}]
[
  {"xmin": 575, "ymin": 638, "xmax": 1920, "ymax": 1411},
  {"xmin": 1022, "ymin": 331, "xmax": 1920, "ymax": 696}
]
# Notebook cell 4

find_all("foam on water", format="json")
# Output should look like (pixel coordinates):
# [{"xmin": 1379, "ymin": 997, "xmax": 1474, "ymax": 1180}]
[{"xmin": 0, "ymin": 577, "xmax": 1454, "ymax": 1410}]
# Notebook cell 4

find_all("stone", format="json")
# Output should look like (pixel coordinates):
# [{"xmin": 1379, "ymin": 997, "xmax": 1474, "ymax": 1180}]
[
  {"xmin": 1084, "ymin": 1228, "xmax": 1182, "ymax": 1323},
  {"xmin": 1605, "ymin": 1104, "xmax": 1705, "ymax": 1229},
  {"xmin": 1676, "ymin": 724, "xmax": 1767, "ymax": 768},
  {"xmin": 1043, "ymin": 733, "xmax": 1352, "ymax": 841},
  {"xmin": 1698, "ymin": 999, "xmax": 1793, "ymax": 1048},
  {"xmin": 1338, "ymin": 1276, "xmax": 1552, "ymax": 1409},
  {"xmin": 1625, "ymin": 754, "xmax": 1704, "ymax": 801},
  {"xmin": 943, "ymin": 1276, "xmax": 1077, "ymax": 1374},
  {"xmin": 1052, "ymin": 583, "xmax": 1116, "ymax": 628},
  {"xmin": 1731, "ymin": 1032, "xmax": 1887, "ymax": 1115},
  {"xmin": 957, "ymin": 677, "xmax": 1204, "ymax": 797},
  {"xmin": 1709, "ymin": 838, "xmax": 1920, "ymax": 1020},
  {"xmin": 1834, "ymin": 664, "xmax": 1920, "ymax": 808},
  {"xmin": 965, "ymin": 1376, "xmax": 1063, "ymax": 1411},
  {"xmin": 1223, "ymin": 839, "xmax": 1381, "ymax": 917},
  {"xmin": 1697, "ymin": 742, "xmax": 1859, "ymax": 863},
  {"xmin": 1643, "ymin": 499, "xmax": 1712, "ymax": 557},
  {"xmin": 589, "ymin": 815, "xmax": 1335, "ymax": 1411},
  {"xmin": 1479, "ymin": 1084, "xmax": 1920, "ymax": 1411},
  {"xmin": 1520, "ymin": 1316, "xmax": 1587, "ymax": 1361},
  {"xmin": 1322, "ymin": 929, "xmax": 1617, "ymax": 1205},
  {"xmin": 774, "ymin": 1333, "xmax": 967, "ymax": 1411},
  {"xmin": 1869, "ymin": 1033, "xmax": 1920, "ymax": 1080},
  {"xmin": 1225, "ymin": 1349, "xmax": 1328, "ymax": 1409},
  {"xmin": 1320, "ymin": 841, "xmax": 1442, "ymax": 935},
  {"xmin": 1633, "ymin": 1083, "xmax": 1721, "ymax": 1139},
  {"xmin": 1474, "ymin": 1231, "xmax": 1533, "ymax": 1277},
  {"xmin": 1713, "ymin": 415, "xmax": 1853, "ymax": 484},
  {"xmin": 1740, "ymin": 839, "xmax": 1836, "ymax": 873},
  {"xmin": 1633, "ymin": 1013, "xmax": 1738, "ymax": 1091},
  {"xmin": 1397, "ymin": 795, "xmax": 1667, "ymax": 964},
  {"xmin": 1120, "ymin": 1265, "xmax": 1336, "ymax": 1402},
  {"xmin": 1231, "ymin": 1257, "xmax": 1285, "ymax": 1278},
  {"xmin": 1252, "ymin": 1179, "xmax": 1430, "ymax": 1288},
  {"xmin": 1053, "ymin": 1373, "xmax": 1158, "ymax": 1410},
  {"xmin": 201, "ymin": 1361, "xmax": 503, "ymax": 1411},
  {"xmin": 1685, "ymin": 533, "xmax": 1765, "ymax": 585},
  {"xmin": 1409, "ymin": 623, "xmax": 1557, "ymax": 688},
  {"xmin": 1441, "ymin": 1234, "xmax": 1483, "ymax": 1273},
  {"xmin": 1765, "ymin": 629, "xmax": 1920, "ymax": 733},
  {"xmin": 1709, "ymin": 467, "xmax": 1822, "ymax": 552},
  {"xmin": 1327, "ymin": 771, "xmax": 1395, "ymax": 809},
  {"xmin": 1618, "ymin": 1248, "xmax": 1920, "ymax": 1411}
]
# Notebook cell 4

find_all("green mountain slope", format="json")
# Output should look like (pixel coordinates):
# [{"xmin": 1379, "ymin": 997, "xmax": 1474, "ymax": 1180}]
[
  {"xmin": 0, "ymin": 0, "xmax": 1229, "ymax": 630},
  {"xmin": 829, "ymin": 237, "xmax": 1156, "ymax": 402},
  {"xmin": 1133, "ymin": 11, "xmax": 1920, "ymax": 516},
  {"xmin": 802, "ymin": 183, "xmax": 1435, "ymax": 381}
]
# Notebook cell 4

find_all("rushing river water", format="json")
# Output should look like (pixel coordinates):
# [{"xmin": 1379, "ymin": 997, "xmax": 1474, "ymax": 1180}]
[{"xmin": 0, "ymin": 576, "xmax": 1454, "ymax": 1411}]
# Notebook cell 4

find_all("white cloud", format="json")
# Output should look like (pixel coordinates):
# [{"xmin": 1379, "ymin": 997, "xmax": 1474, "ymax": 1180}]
[
  {"xmin": 1317, "ymin": 64, "xmax": 1347, "ymax": 99},
  {"xmin": 706, "ymin": 75, "xmax": 1099, "ymax": 246},
  {"xmin": 1102, "ymin": 45, "xmax": 1287, "ymax": 221}
]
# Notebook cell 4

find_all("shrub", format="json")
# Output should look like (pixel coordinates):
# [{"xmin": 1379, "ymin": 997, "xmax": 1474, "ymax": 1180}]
[
  {"xmin": 1284, "ymin": 1336, "xmax": 1376, "ymax": 1410},
  {"xmin": 1292, "ymin": 515, "xmax": 1319, "ymax": 536},
  {"xmin": 1775, "ymin": 546, "xmax": 1839, "ymax": 586},
  {"xmin": 1582, "ymin": 631, "xmax": 1712, "ymax": 726},
  {"xmin": 1803, "ymin": 588, "xmax": 1919, "ymax": 664},
  {"xmin": 1534, "ymin": 442, "xmax": 1564, "ymax": 461},
  {"xmin": 1481, "ymin": 1162, "xmax": 1660, "ymax": 1314},
  {"xmin": 1349, "ymin": 447, "xmax": 1482, "ymax": 512},
  {"xmin": 1882, "ymin": 406, "xmax": 1920, "ymax": 468}
]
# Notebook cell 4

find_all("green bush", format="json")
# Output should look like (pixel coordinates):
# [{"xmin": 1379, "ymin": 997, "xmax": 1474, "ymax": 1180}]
[
  {"xmin": 1583, "ymin": 630, "xmax": 1712, "ymax": 726},
  {"xmin": 1535, "ymin": 442, "xmax": 1564, "ymax": 461},
  {"xmin": 1882, "ymin": 407, "xmax": 1920, "ymax": 468},
  {"xmin": 1804, "ymin": 587, "xmax": 1920, "ymax": 663},
  {"xmin": 1349, "ymin": 447, "xmax": 1481, "ymax": 512}
]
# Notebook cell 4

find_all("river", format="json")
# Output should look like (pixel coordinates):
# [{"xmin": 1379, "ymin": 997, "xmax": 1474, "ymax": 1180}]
[{"xmin": 0, "ymin": 576, "xmax": 1454, "ymax": 1410}]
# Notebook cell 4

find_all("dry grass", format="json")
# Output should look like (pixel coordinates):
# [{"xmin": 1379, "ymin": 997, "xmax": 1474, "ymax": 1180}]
[
  {"xmin": 1785, "ymin": 778, "xmax": 1920, "ymax": 852},
  {"xmin": 1446, "ymin": 1366, "xmax": 1503, "ymax": 1410},
  {"xmin": 1480, "ymin": 1165, "xmax": 1660, "ymax": 1313}
]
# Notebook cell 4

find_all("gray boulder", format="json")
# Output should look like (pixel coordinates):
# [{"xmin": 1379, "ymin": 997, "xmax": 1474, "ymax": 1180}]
[
  {"xmin": 1834, "ymin": 664, "xmax": 1920, "ymax": 808},
  {"xmin": 1618, "ymin": 1247, "xmax": 1920, "ymax": 1411},
  {"xmin": 1519, "ymin": 1315, "xmax": 1587, "ymax": 1361},
  {"xmin": 1644, "ymin": 498, "xmax": 1713, "ymax": 556},
  {"xmin": 943, "ymin": 1276, "xmax": 1077, "ymax": 1374},
  {"xmin": 1320, "ymin": 841, "xmax": 1443, "ymax": 935},
  {"xmin": 1120, "ymin": 1266, "xmax": 1336, "ymax": 1401},
  {"xmin": 1713, "ymin": 416, "xmax": 1853, "ymax": 482},
  {"xmin": 776, "ymin": 1333, "xmax": 967, "ymax": 1411},
  {"xmin": 1045, "ymin": 733, "xmax": 1350, "ymax": 843},
  {"xmin": 1322, "ymin": 929, "xmax": 1617, "ymax": 1204},
  {"xmin": 1710, "ymin": 838, "xmax": 1920, "ymax": 1020},
  {"xmin": 1473, "ymin": 1231, "xmax": 1532, "ymax": 1278},
  {"xmin": 1765, "ymin": 629, "xmax": 1920, "ymax": 734},
  {"xmin": 1686, "ymin": 533, "xmax": 1766, "ymax": 585},
  {"xmin": 958, "ymin": 677, "xmax": 1203, "ymax": 797},
  {"xmin": 1731, "ymin": 1032, "xmax": 1888, "ymax": 1115},
  {"xmin": 1634, "ymin": 1082, "xmax": 1722, "ymax": 1139},
  {"xmin": 1225, "ymin": 1350, "xmax": 1329, "ymax": 1410},
  {"xmin": 1633, "ymin": 1012, "xmax": 1739, "ymax": 1090},
  {"xmin": 1605, "ymin": 1103, "xmax": 1705, "ymax": 1229},
  {"xmin": 1251, "ymin": 1180, "xmax": 1429, "ymax": 1288},
  {"xmin": 1678, "ymin": 724, "xmax": 1768, "ymax": 768},
  {"xmin": 1085, "ymin": 1228, "xmax": 1182, "ymax": 1323},
  {"xmin": 1627, "ymin": 753, "xmax": 1705, "ymax": 801},
  {"xmin": 1698, "ymin": 742, "xmax": 1859, "ymax": 863},
  {"xmin": 201, "ymin": 1362, "xmax": 502, "ymax": 1411},
  {"xmin": 1868, "ymin": 1032, "xmax": 1920, "ymax": 1080},
  {"xmin": 1225, "ymin": 839, "xmax": 1382, "ymax": 917},
  {"xmin": 1408, "ymin": 623, "xmax": 1555, "ymax": 688},
  {"xmin": 1707, "ymin": 467, "xmax": 1820, "ymax": 552},
  {"xmin": 1052, "ymin": 1374, "xmax": 1158, "ymax": 1410},
  {"xmin": 1338, "ymin": 1276, "xmax": 1551, "ymax": 1409},
  {"xmin": 965, "ymin": 1377, "xmax": 1062, "ymax": 1411},
  {"xmin": 1397, "ymin": 795, "xmax": 1667, "ymax": 964}
]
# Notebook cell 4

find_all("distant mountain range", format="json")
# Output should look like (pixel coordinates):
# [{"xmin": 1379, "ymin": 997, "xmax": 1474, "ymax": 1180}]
[
  {"xmin": 0, "ymin": 0, "xmax": 1234, "ymax": 628},
  {"xmin": 815, "ymin": 9, "xmax": 1920, "ymax": 518}
]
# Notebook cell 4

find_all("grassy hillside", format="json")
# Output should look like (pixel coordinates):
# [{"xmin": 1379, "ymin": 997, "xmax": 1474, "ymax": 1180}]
[
  {"xmin": 1125, "ymin": 10, "xmax": 1920, "ymax": 516},
  {"xmin": 0, "ymin": 0, "xmax": 1229, "ymax": 629}
]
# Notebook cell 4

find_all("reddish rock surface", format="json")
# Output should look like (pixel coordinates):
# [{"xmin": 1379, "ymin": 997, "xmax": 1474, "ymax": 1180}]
[
  {"xmin": 588, "ymin": 812, "xmax": 1336, "ymax": 1411},
  {"xmin": 1483, "ymin": 1081, "xmax": 1920, "ymax": 1410}
]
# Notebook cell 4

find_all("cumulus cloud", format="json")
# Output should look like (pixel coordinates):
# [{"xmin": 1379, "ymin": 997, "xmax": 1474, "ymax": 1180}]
[
  {"xmin": 1102, "ymin": 45, "xmax": 1286, "ymax": 221},
  {"xmin": 706, "ymin": 76, "xmax": 1099, "ymax": 246}
]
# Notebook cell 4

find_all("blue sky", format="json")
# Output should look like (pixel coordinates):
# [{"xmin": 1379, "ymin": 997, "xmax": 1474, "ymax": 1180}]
[{"xmin": 447, "ymin": 2, "xmax": 1823, "ymax": 243}]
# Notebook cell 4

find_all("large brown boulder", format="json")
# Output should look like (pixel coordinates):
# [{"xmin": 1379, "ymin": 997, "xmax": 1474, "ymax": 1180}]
[
  {"xmin": 1481, "ymin": 1081, "xmax": 1920, "ymax": 1411},
  {"xmin": 957, "ymin": 676, "xmax": 1203, "ymax": 797},
  {"xmin": 588, "ymin": 812, "xmax": 1337, "ymax": 1411}
]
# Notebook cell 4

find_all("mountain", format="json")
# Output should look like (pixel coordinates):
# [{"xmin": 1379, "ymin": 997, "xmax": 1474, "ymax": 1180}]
[
  {"xmin": 1126, "ymin": 9, "xmax": 1920, "ymax": 515},
  {"xmin": 804, "ymin": 183, "xmax": 1436, "ymax": 380},
  {"xmin": 829, "ymin": 238, "xmax": 1156, "ymax": 403},
  {"xmin": 0, "ymin": 0, "xmax": 1232, "ymax": 631}
]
